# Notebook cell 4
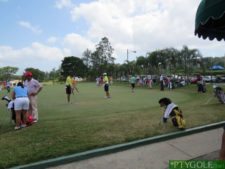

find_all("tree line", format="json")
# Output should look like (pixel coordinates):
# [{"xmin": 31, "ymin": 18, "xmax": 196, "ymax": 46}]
[{"xmin": 0, "ymin": 37, "xmax": 225, "ymax": 82}]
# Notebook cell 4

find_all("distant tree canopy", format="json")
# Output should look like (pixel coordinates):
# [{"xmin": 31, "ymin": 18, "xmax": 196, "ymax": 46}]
[
  {"xmin": 1, "ymin": 38, "xmax": 225, "ymax": 83},
  {"xmin": 25, "ymin": 68, "xmax": 45, "ymax": 82},
  {"xmin": 60, "ymin": 37, "xmax": 116, "ymax": 81},
  {"xmin": 82, "ymin": 37, "xmax": 115, "ymax": 79},
  {"xmin": 48, "ymin": 68, "xmax": 61, "ymax": 81},
  {"xmin": 60, "ymin": 56, "xmax": 87, "ymax": 80},
  {"xmin": 0, "ymin": 66, "xmax": 18, "ymax": 81}
]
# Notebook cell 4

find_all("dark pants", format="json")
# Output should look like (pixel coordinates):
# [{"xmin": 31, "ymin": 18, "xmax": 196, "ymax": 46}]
[
  {"xmin": 104, "ymin": 84, "xmax": 109, "ymax": 92},
  {"xmin": 66, "ymin": 85, "xmax": 72, "ymax": 94},
  {"xmin": 160, "ymin": 81, "xmax": 164, "ymax": 91},
  {"xmin": 197, "ymin": 84, "xmax": 204, "ymax": 92}
]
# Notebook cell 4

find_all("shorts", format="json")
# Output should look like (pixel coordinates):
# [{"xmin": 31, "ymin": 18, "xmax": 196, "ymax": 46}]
[
  {"xmin": 14, "ymin": 97, "xmax": 29, "ymax": 111},
  {"xmin": 131, "ymin": 83, "xmax": 135, "ymax": 88},
  {"xmin": 66, "ymin": 85, "xmax": 72, "ymax": 94},
  {"xmin": 104, "ymin": 84, "xmax": 109, "ymax": 92}
]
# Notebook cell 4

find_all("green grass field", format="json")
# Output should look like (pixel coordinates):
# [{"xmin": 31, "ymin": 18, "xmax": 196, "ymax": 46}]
[{"xmin": 0, "ymin": 82, "xmax": 224, "ymax": 168}]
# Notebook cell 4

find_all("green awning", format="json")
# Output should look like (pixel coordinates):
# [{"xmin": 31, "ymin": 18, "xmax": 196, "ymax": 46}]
[{"xmin": 195, "ymin": 0, "xmax": 225, "ymax": 41}]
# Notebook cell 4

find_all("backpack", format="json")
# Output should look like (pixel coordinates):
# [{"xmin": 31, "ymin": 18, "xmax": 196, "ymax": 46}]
[{"xmin": 171, "ymin": 108, "xmax": 186, "ymax": 130}]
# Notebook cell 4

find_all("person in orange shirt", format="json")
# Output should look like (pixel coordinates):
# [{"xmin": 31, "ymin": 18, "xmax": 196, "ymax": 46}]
[{"xmin": 72, "ymin": 77, "xmax": 79, "ymax": 94}]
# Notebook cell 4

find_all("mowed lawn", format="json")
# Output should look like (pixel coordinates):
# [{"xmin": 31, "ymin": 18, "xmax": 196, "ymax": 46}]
[{"xmin": 0, "ymin": 82, "xmax": 224, "ymax": 168}]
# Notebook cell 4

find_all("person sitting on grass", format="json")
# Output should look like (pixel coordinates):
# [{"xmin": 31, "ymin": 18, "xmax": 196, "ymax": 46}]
[{"xmin": 158, "ymin": 97, "xmax": 185, "ymax": 130}]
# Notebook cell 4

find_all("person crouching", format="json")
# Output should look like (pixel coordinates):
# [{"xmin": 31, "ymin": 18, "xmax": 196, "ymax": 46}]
[
  {"xmin": 12, "ymin": 82, "xmax": 29, "ymax": 130},
  {"xmin": 158, "ymin": 97, "xmax": 185, "ymax": 130}
]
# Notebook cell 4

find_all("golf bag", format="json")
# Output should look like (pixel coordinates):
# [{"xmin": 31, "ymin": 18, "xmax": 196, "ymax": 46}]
[
  {"xmin": 2, "ymin": 95, "xmax": 16, "ymax": 123},
  {"xmin": 170, "ymin": 108, "xmax": 186, "ymax": 130},
  {"xmin": 214, "ymin": 86, "xmax": 225, "ymax": 104}
]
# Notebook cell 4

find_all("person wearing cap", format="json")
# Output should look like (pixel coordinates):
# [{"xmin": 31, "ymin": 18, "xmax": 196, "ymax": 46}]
[
  {"xmin": 103, "ymin": 73, "xmax": 110, "ymax": 98},
  {"xmin": 24, "ymin": 71, "xmax": 43, "ymax": 123}
]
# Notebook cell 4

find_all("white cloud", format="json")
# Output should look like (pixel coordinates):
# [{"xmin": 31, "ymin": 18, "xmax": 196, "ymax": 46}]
[
  {"xmin": 0, "ymin": 33, "xmax": 95, "ymax": 72},
  {"xmin": 18, "ymin": 21, "xmax": 42, "ymax": 34},
  {"xmin": 0, "ymin": 43, "xmax": 64, "ymax": 73},
  {"xmin": 1, "ymin": 0, "xmax": 224, "ymax": 73},
  {"xmin": 55, "ymin": 0, "xmax": 73, "ymax": 9},
  {"xmin": 62, "ymin": 33, "xmax": 95, "ymax": 57},
  {"xmin": 67, "ymin": 0, "xmax": 225, "ymax": 62},
  {"xmin": 71, "ymin": 1, "xmax": 134, "ymax": 41},
  {"xmin": 68, "ymin": 0, "xmax": 205, "ymax": 61}
]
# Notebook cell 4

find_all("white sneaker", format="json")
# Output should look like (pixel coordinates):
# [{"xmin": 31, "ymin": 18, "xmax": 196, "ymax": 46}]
[
  {"xmin": 32, "ymin": 120, "xmax": 38, "ymax": 123},
  {"xmin": 14, "ymin": 126, "xmax": 21, "ymax": 130}
]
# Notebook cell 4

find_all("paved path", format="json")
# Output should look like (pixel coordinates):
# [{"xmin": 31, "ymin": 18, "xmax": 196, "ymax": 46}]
[{"xmin": 48, "ymin": 128, "xmax": 222, "ymax": 169}]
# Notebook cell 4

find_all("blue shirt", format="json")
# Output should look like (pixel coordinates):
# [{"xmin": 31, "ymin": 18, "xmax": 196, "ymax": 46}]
[{"xmin": 14, "ymin": 86, "xmax": 28, "ymax": 98}]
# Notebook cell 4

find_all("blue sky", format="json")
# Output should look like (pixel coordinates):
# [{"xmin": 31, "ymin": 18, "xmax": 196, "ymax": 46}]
[
  {"xmin": 0, "ymin": 0, "xmax": 84, "ymax": 47},
  {"xmin": 0, "ymin": 0, "xmax": 224, "ymax": 74}
]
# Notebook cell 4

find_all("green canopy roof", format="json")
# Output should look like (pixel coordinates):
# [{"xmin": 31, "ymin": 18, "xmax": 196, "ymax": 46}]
[{"xmin": 195, "ymin": 0, "xmax": 225, "ymax": 41}]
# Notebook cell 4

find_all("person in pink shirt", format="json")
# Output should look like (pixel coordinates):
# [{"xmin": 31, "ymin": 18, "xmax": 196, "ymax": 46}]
[{"xmin": 24, "ymin": 71, "xmax": 43, "ymax": 123}]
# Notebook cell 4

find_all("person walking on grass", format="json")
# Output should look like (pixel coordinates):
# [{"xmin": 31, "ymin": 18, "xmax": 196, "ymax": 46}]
[
  {"xmin": 129, "ymin": 74, "xmax": 136, "ymax": 93},
  {"xmin": 65, "ymin": 73, "xmax": 73, "ymax": 103},
  {"xmin": 6, "ymin": 80, "xmax": 11, "ymax": 93},
  {"xmin": 103, "ymin": 73, "xmax": 110, "ymax": 98},
  {"xmin": 24, "ymin": 71, "xmax": 43, "ymax": 123},
  {"xmin": 72, "ymin": 76, "xmax": 79, "ymax": 94},
  {"xmin": 160, "ymin": 74, "xmax": 164, "ymax": 91},
  {"xmin": 12, "ymin": 82, "xmax": 29, "ymax": 130}
]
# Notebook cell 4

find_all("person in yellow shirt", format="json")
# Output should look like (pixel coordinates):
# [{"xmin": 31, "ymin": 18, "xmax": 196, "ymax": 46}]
[
  {"xmin": 65, "ymin": 74, "xmax": 73, "ymax": 103},
  {"xmin": 103, "ymin": 73, "xmax": 110, "ymax": 98}
]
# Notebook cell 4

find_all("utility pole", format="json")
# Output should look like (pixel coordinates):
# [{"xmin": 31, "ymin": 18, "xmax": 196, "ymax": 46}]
[{"xmin": 126, "ymin": 49, "xmax": 136, "ymax": 63}]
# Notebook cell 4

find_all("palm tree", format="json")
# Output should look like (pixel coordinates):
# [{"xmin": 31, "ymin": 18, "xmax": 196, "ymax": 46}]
[{"xmin": 180, "ymin": 45, "xmax": 203, "ymax": 78}]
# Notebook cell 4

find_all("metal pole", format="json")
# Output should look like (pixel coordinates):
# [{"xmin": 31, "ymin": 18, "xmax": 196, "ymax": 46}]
[
  {"xmin": 127, "ymin": 49, "xmax": 136, "ymax": 63},
  {"xmin": 127, "ymin": 49, "xmax": 129, "ymax": 63}
]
